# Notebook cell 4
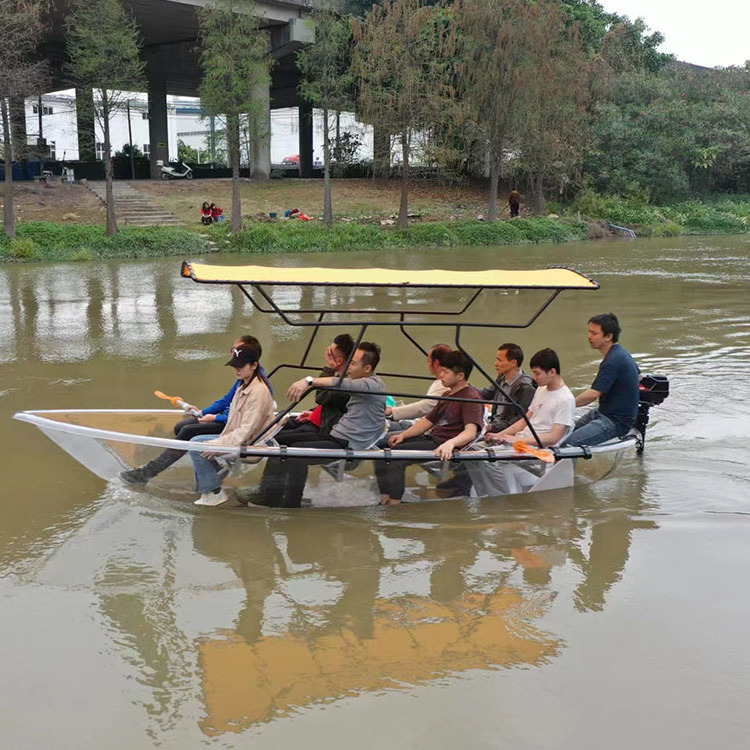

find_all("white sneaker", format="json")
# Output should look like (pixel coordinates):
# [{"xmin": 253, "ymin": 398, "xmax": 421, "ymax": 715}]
[{"xmin": 194, "ymin": 489, "xmax": 229, "ymax": 506}]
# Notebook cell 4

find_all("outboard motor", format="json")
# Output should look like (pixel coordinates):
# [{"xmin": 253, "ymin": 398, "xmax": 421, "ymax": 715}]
[{"xmin": 635, "ymin": 374, "xmax": 669, "ymax": 453}]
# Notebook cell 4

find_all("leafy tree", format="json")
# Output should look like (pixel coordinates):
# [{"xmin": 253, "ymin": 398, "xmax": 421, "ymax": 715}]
[
  {"xmin": 457, "ymin": 0, "xmax": 539, "ymax": 220},
  {"xmin": 353, "ymin": 0, "xmax": 456, "ymax": 228},
  {"xmin": 177, "ymin": 139, "xmax": 199, "ymax": 164},
  {"xmin": 66, "ymin": 0, "xmax": 145, "ymax": 236},
  {"xmin": 519, "ymin": 1, "xmax": 590, "ymax": 214},
  {"xmin": 298, "ymin": 4, "xmax": 354, "ymax": 225},
  {"xmin": 0, "ymin": 0, "xmax": 47, "ymax": 239},
  {"xmin": 198, "ymin": 0, "xmax": 272, "ymax": 232}
]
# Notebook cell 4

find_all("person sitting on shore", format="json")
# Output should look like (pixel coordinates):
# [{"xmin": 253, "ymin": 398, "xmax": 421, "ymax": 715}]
[
  {"xmin": 375, "ymin": 350, "xmax": 484, "ymax": 506},
  {"xmin": 386, "ymin": 343, "xmax": 452, "ymax": 424},
  {"xmin": 256, "ymin": 342, "xmax": 387, "ymax": 509},
  {"xmin": 120, "ymin": 335, "xmax": 267, "ymax": 487},
  {"xmin": 437, "ymin": 342, "xmax": 537, "ymax": 496},
  {"xmin": 190, "ymin": 343, "xmax": 275, "ymax": 506},
  {"xmin": 467, "ymin": 348, "xmax": 575, "ymax": 497},
  {"xmin": 563, "ymin": 313, "xmax": 640, "ymax": 447},
  {"xmin": 210, "ymin": 203, "xmax": 224, "ymax": 223},
  {"xmin": 201, "ymin": 202, "xmax": 213, "ymax": 225}
]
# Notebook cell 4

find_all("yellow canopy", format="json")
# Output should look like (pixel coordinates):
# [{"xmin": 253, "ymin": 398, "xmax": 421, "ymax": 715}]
[{"xmin": 182, "ymin": 261, "xmax": 599, "ymax": 290}]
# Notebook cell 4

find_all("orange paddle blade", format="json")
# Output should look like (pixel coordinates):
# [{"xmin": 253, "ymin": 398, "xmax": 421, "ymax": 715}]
[
  {"xmin": 513, "ymin": 439, "xmax": 555, "ymax": 463},
  {"xmin": 154, "ymin": 390, "xmax": 182, "ymax": 408}
]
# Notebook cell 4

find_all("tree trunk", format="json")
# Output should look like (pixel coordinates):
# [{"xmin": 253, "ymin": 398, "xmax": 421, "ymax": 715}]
[
  {"xmin": 372, "ymin": 127, "xmax": 389, "ymax": 181},
  {"xmin": 533, "ymin": 173, "xmax": 545, "ymax": 216},
  {"xmin": 1, "ymin": 98, "xmax": 16, "ymax": 239},
  {"xmin": 102, "ymin": 95, "xmax": 118, "ymax": 237},
  {"xmin": 228, "ymin": 114, "xmax": 243, "ymax": 232},
  {"xmin": 397, "ymin": 131, "xmax": 410, "ymax": 229},
  {"xmin": 322, "ymin": 107, "xmax": 333, "ymax": 227},
  {"xmin": 488, "ymin": 157, "xmax": 499, "ymax": 221}
]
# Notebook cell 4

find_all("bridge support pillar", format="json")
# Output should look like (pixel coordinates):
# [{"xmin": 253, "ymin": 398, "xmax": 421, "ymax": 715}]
[
  {"xmin": 299, "ymin": 100, "xmax": 314, "ymax": 178},
  {"xmin": 250, "ymin": 81, "xmax": 271, "ymax": 180},
  {"xmin": 147, "ymin": 77, "xmax": 170, "ymax": 179},
  {"xmin": 75, "ymin": 87, "xmax": 95, "ymax": 162}
]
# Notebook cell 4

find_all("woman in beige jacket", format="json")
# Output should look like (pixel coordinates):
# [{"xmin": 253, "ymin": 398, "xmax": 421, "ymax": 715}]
[{"xmin": 191, "ymin": 345, "xmax": 275, "ymax": 506}]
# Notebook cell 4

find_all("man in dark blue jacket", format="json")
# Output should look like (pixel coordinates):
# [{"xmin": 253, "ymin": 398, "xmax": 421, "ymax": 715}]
[
  {"xmin": 120, "ymin": 335, "xmax": 269, "ymax": 486},
  {"xmin": 564, "ymin": 313, "xmax": 640, "ymax": 447}
]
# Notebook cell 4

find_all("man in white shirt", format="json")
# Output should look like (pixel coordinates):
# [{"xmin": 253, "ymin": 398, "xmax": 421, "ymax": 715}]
[{"xmin": 468, "ymin": 349, "xmax": 575, "ymax": 496}]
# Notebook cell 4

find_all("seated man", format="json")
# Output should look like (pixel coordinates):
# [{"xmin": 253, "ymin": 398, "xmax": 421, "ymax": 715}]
[
  {"xmin": 274, "ymin": 333, "xmax": 354, "ymax": 445},
  {"xmin": 255, "ymin": 333, "xmax": 353, "ymax": 500},
  {"xmin": 386, "ymin": 343, "xmax": 452, "ymax": 424},
  {"xmin": 375, "ymin": 350, "xmax": 484, "ymax": 506},
  {"xmin": 468, "ymin": 348, "xmax": 575, "ymax": 497},
  {"xmin": 438, "ymin": 342, "xmax": 536, "ymax": 494},
  {"xmin": 564, "ymin": 313, "xmax": 640, "ymax": 447},
  {"xmin": 258, "ymin": 342, "xmax": 387, "ymax": 508}
]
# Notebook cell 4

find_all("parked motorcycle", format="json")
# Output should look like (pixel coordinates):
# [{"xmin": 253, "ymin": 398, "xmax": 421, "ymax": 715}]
[{"xmin": 160, "ymin": 161, "xmax": 193, "ymax": 180}]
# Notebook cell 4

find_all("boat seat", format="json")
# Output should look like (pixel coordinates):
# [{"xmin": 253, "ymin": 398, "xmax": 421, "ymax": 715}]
[{"xmin": 321, "ymin": 422, "xmax": 390, "ymax": 482}]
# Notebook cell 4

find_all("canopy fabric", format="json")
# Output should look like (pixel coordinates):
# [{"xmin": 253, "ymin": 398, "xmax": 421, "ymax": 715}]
[{"xmin": 181, "ymin": 261, "xmax": 599, "ymax": 290}]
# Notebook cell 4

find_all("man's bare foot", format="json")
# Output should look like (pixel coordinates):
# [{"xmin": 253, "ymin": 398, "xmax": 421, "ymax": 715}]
[{"xmin": 385, "ymin": 498, "xmax": 402, "ymax": 506}]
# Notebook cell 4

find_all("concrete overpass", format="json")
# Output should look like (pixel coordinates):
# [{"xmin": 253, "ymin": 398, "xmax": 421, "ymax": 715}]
[{"xmin": 41, "ymin": 0, "xmax": 315, "ymax": 177}]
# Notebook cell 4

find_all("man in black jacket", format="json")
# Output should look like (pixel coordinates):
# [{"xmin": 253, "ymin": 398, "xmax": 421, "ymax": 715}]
[
  {"xmin": 251, "ymin": 333, "xmax": 354, "ymax": 503},
  {"xmin": 437, "ymin": 343, "xmax": 536, "ymax": 495}
]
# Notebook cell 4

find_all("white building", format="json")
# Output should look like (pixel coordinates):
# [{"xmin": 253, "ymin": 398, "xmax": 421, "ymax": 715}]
[{"xmin": 22, "ymin": 90, "xmax": 374, "ymax": 168}]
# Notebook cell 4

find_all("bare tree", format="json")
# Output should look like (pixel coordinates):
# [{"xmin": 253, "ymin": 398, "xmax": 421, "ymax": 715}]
[
  {"xmin": 198, "ymin": 0, "xmax": 272, "ymax": 232},
  {"xmin": 0, "ymin": 0, "xmax": 47, "ymax": 239},
  {"xmin": 298, "ymin": 4, "xmax": 354, "ymax": 226},
  {"xmin": 353, "ymin": 0, "xmax": 456, "ymax": 228},
  {"xmin": 66, "ymin": 0, "xmax": 145, "ymax": 236}
]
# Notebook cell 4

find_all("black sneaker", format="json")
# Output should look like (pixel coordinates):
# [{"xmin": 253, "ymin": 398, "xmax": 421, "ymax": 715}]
[{"xmin": 120, "ymin": 467, "xmax": 151, "ymax": 486}]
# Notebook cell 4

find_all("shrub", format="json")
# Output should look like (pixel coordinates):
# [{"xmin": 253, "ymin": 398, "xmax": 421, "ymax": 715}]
[{"xmin": 10, "ymin": 237, "xmax": 37, "ymax": 259}]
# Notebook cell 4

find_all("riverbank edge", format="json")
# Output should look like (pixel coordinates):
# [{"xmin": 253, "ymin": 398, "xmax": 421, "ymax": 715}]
[{"xmin": 1, "ymin": 212, "xmax": 748, "ymax": 263}]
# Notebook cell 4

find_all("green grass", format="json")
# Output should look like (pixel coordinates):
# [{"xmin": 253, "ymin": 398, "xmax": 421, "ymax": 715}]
[
  {"xmin": 0, "ymin": 222, "xmax": 211, "ymax": 262},
  {"xmin": 226, "ymin": 217, "xmax": 589, "ymax": 255},
  {"xmin": 570, "ymin": 189, "xmax": 750, "ymax": 236}
]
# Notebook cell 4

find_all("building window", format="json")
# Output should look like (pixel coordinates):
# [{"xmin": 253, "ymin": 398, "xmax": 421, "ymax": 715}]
[
  {"xmin": 32, "ymin": 105, "xmax": 54, "ymax": 115},
  {"xmin": 95, "ymin": 142, "xmax": 106, "ymax": 161},
  {"xmin": 143, "ymin": 144, "xmax": 150, "ymax": 157},
  {"xmin": 142, "ymin": 112, "xmax": 149, "ymax": 120},
  {"xmin": 49, "ymin": 141, "xmax": 56, "ymax": 160}
]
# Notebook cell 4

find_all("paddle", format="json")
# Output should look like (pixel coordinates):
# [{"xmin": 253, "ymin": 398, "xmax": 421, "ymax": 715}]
[
  {"xmin": 154, "ymin": 390, "xmax": 201, "ymax": 416},
  {"xmin": 512, "ymin": 439, "xmax": 555, "ymax": 463}
]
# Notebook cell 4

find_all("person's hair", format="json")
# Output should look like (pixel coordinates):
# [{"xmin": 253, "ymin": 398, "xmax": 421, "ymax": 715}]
[
  {"xmin": 439, "ymin": 350, "xmax": 473, "ymax": 380},
  {"xmin": 333, "ymin": 333, "xmax": 355, "ymax": 360},
  {"xmin": 588, "ymin": 312, "xmax": 621, "ymax": 343},
  {"xmin": 236, "ymin": 334, "xmax": 262, "ymax": 358},
  {"xmin": 529, "ymin": 348, "xmax": 561, "ymax": 374},
  {"xmin": 357, "ymin": 341, "xmax": 381, "ymax": 371},
  {"xmin": 497, "ymin": 342, "xmax": 524, "ymax": 367},
  {"xmin": 202, "ymin": 201, "xmax": 210, "ymax": 210},
  {"xmin": 428, "ymin": 343, "xmax": 452, "ymax": 364}
]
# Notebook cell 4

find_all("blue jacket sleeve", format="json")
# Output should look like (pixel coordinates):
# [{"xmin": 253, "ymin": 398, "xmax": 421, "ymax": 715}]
[{"xmin": 202, "ymin": 380, "xmax": 240, "ymax": 424}]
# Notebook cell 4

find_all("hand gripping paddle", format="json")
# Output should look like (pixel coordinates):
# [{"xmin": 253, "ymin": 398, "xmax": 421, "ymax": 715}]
[{"xmin": 154, "ymin": 390, "xmax": 201, "ymax": 416}]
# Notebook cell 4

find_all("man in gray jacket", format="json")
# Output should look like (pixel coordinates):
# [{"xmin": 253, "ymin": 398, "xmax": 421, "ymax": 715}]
[
  {"xmin": 259, "ymin": 342, "xmax": 387, "ymax": 508},
  {"xmin": 437, "ymin": 343, "xmax": 536, "ymax": 494}
]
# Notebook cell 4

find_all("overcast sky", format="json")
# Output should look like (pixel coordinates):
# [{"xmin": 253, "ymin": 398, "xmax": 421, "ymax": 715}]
[{"xmin": 598, "ymin": 0, "xmax": 750, "ymax": 68}]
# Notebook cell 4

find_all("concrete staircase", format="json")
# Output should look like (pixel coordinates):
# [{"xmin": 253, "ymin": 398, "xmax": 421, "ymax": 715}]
[{"xmin": 87, "ymin": 181, "xmax": 184, "ymax": 227}]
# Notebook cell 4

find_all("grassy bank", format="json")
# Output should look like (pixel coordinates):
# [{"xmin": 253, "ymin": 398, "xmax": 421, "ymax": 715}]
[
  {"xmin": 0, "ymin": 217, "xmax": 589, "ymax": 262},
  {"xmin": 568, "ymin": 190, "xmax": 750, "ymax": 236},
  {"xmin": 0, "ymin": 223, "xmax": 210, "ymax": 262},
  {"xmin": 226, "ymin": 217, "xmax": 589, "ymax": 254}
]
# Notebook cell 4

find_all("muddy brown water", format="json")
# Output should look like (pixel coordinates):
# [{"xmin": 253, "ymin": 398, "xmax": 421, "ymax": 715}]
[{"xmin": 1, "ymin": 236, "xmax": 749, "ymax": 749}]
